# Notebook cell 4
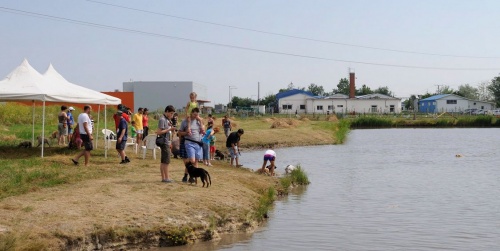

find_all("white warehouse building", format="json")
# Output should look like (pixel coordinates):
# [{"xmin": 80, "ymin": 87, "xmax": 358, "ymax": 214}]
[
  {"xmin": 123, "ymin": 81, "xmax": 208, "ymax": 112},
  {"xmin": 277, "ymin": 89, "xmax": 402, "ymax": 114}
]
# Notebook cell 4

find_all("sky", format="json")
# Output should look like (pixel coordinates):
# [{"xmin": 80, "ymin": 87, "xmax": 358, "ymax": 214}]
[{"xmin": 1, "ymin": 0, "xmax": 500, "ymax": 105}]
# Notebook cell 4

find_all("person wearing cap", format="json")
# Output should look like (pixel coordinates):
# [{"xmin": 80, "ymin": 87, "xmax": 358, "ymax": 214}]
[
  {"xmin": 225, "ymin": 128, "xmax": 244, "ymax": 167},
  {"xmin": 113, "ymin": 104, "xmax": 130, "ymax": 130},
  {"xmin": 67, "ymin": 106, "xmax": 75, "ymax": 143},
  {"xmin": 133, "ymin": 107, "xmax": 144, "ymax": 146},
  {"xmin": 115, "ymin": 111, "xmax": 130, "ymax": 164}
]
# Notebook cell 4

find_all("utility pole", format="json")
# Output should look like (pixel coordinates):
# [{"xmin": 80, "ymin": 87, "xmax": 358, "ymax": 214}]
[{"xmin": 435, "ymin": 84, "xmax": 442, "ymax": 94}]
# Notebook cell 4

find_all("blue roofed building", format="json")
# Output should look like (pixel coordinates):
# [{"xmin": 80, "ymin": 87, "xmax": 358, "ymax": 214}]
[{"xmin": 418, "ymin": 94, "xmax": 495, "ymax": 113}]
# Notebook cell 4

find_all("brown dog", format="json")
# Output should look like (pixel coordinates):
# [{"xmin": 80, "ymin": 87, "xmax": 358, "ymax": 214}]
[
  {"xmin": 51, "ymin": 131, "xmax": 59, "ymax": 139},
  {"xmin": 36, "ymin": 136, "xmax": 50, "ymax": 147},
  {"xmin": 186, "ymin": 162, "xmax": 211, "ymax": 187}
]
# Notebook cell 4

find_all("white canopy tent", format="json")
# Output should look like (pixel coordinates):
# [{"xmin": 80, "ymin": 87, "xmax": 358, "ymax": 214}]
[{"xmin": 0, "ymin": 59, "xmax": 121, "ymax": 157}]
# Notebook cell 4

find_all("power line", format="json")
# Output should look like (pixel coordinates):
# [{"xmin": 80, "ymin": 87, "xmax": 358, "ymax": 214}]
[
  {"xmin": 86, "ymin": 0, "xmax": 500, "ymax": 59},
  {"xmin": 1, "ymin": 6, "xmax": 500, "ymax": 71}
]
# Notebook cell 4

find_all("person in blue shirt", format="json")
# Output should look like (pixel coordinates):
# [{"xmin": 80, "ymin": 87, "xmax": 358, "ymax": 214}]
[{"xmin": 67, "ymin": 107, "xmax": 75, "ymax": 143}]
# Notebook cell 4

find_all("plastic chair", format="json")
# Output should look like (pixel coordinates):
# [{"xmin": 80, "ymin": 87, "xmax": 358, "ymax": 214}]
[
  {"xmin": 141, "ymin": 134, "xmax": 160, "ymax": 159},
  {"xmin": 102, "ymin": 129, "xmax": 116, "ymax": 149}
]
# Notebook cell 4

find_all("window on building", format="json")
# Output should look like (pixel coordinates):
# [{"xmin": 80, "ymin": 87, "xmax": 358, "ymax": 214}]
[
  {"xmin": 433, "ymin": 102, "xmax": 436, "ymax": 105},
  {"xmin": 422, "ymin": 103, "xmax": 425, "ymax": 106},
  {"xmin": 371, "ymin": 105, "xmax": 377, "ymax": 113},
  {"xmin": 337, "ymin": 105, "xmax": 343, "ymax": 108},
  {"xmin": 282, "ymin": 104, "xmax": 292, "ymax": 110},
  {"xmin": 300, "ymin": 104, "xmax": 305, "ymax": 110},
  {"xmin": 446, "ymin": 100, "xmax": 457, "ymax": 104},
  {"xmin": 390, "ymin": 105, "xmax": 395, "ymax": 112},
  {"xmin": 316, "ymin": 105, "xmax": 323, "ymax": 110},
  {"xmin": 328, "ymin": 105, "xmax": 334, "ymax": 110}
]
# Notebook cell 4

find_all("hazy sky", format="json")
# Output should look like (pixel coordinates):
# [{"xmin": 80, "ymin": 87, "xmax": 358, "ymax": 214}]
[{"xmin": 1, "ymin": 0, "xmax": 500, "ymax": 105}]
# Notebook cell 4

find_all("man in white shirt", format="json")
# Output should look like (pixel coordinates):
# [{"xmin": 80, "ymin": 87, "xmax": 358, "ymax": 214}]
[{"xmin": 71, "ymin": 105, "xmax": 93, "ymax": 166}]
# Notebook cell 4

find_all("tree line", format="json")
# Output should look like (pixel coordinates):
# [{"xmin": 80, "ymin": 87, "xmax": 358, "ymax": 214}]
[{"xmin": 227, "ymin": 75, "xmax": 500, "ymax": 109}]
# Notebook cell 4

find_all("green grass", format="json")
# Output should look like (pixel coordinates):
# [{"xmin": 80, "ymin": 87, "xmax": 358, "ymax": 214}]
[
  {"xmin": 289, "ymin": 165, "xmax": 310, "ymax": 185},
  {"xmin": 254, "ymin": 187, "xmax": 276, "ymax": 222},
  {"xmin": 335, "ymin": 119, "xmax": 351, "ymax": 144}
]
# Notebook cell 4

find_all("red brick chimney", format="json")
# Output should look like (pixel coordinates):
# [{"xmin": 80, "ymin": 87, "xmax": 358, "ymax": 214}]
[{"xmin": 349, "ymin": 71, "xmax": 355, "ymax": 99}]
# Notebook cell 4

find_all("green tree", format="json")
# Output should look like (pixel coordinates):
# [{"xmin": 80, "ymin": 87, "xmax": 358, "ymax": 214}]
[
  {"xmin": 373, "ymin": 86, "xmax": 394, "ymax": 96},
  {"xmin": 259, "ymin": 93, "xmax": 276, "ymax": 107},
  {"xmin": 477, "ymin": 81, "xmax": 493, "ymax": 101},
  {"xmin": 404, "ymin": 95, "xmax": 417, "ymax": 110},
  {"xmin": 356, "ymin": 84, "xmax": 373, "ymax": 95},
  {"xmin": 307, "ymin": 83, "xmax": 325, "ymax": 96},
  {"xmin": 438, "ymin": 85, "xmax": 455, "ymax": 94},
  {"xmin": 457, "ymin": 84, "xmax": 479, "ymax": 100},
  {"xmin": 337, "ymin": 78, "xmax": 350, "ymax": 95},
  {"xmin": 488, "ymin": 75, "xmax": 500, "ymax": 106}
]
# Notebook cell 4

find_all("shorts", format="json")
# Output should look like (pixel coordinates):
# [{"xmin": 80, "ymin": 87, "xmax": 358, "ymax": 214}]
[
  {"xmin": 224, "ymin": 128, "xmax": 230, "ymax": 137},
  {"xmin": 68, "ymin": 127, "xmax": 73, "ymax": 134},
  {"xmin": 179, "ymin": 140, "xmax": 188, "ymax": 159},
  {"xmin": 185, "ymin": 141, "xmax": 202, "ymax": 160},
  {"xmin": 80, "ymin": 134, "xmax": 93, "ymax": 151},
  {"xmin": 210, "ymin": 146, "xmax": 216, "ymax": 153},
  {"xmin": 160, "ymin": 144, "xmax": 171, "ymax": 164},
  {"xmin": 136, "ymin": 129, "xmax": 144, "ymax": 134},
  {"xmin": 227, "ymin": 147, "xmax": 238, "ymax": 159},
  {"xmin": 115, "ymin": 139, "xmax": 127, "ymax": 150},
  {"xmin": 58, "ymin": 123, "xmax": 68, "ymax": 136},
  {"xmin": 264, "ymin": 155, "xmax": 275, "ymax": 161}
]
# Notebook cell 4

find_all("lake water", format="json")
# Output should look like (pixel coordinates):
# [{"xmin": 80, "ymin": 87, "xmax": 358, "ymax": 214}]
[{"xmin": 164, "ymin": 128, "xmax": 500, "ymax": 251}]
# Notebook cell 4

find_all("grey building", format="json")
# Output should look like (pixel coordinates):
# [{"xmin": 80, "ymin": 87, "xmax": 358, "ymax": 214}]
[{"xmin": 123, "ymin": 81, "xmax": 208, "ymax": 113}]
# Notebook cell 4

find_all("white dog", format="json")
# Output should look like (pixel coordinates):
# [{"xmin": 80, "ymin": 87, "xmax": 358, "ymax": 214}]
[{"xmin": 284, "ymin": 165, "xmax": 296, "ymax": 174}]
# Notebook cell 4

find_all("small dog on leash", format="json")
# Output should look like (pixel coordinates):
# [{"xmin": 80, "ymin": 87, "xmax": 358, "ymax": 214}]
[
  {"xmin": 36, "ymin": 136, "xmax": 51, "ymax": 147},
  {"xmin": 214, "ymin": 149, "xmax": 225, "ymax": 160},
  {"xmin": 186, "ymin": 162, "xmax": 211, "ymax": 187},
  {"xmin": 17, "ymin": 141, "xmax": 32, "ymax": 148}
]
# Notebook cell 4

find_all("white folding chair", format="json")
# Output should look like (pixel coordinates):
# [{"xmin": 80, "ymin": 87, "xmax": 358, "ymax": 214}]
[{"xmin": 141, "ymin": 134, "xmax": 160, "ymax": 159}]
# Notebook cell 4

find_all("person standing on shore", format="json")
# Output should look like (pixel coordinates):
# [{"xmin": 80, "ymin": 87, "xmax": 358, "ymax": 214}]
[
  {"xmin": 222, "ymin": 115, "xmax": 232, "ymax": 138},
  {"xmin": 142, "ymin": 108, "xmax": 149, "ymax": 139},
  {"xmin": 226, "ymin": 129, "xmax": 244, "ymax": 167},
  {"xmin": 57, "ymin": 105, "xmax": 69, "ymax": 146},
  {"xmin": 157, "ymin": 105, "xmax": 176, "ymax": 183},
  {"xmin": 133, "ymin": 108, "xmax": 144, "ymax": 146},
  {"xmin": 178, "ymin": 107, "xmax": 203, "ymax": 182},
  {"xmin": 71, "ymin": 105, "xmax": 93, "ymax": 166},
  {"xmin": 115, "ymin": 111, "xmax": 130, "ymax": 164},
  {"xmin": 67, "ymin": 106, "xmax": 75, "ymax": 143}
]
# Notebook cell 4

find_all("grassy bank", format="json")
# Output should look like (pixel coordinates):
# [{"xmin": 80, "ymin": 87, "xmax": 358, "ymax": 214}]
[
  {"xmin": 347, "ymin": 114, "xmax": 500, "ymax": 128},
  {"xmin": 0, "ymin": 104, "xmax": 330, "ymax": 250}
]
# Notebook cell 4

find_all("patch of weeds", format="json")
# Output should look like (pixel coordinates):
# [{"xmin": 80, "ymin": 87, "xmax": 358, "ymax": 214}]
[
  {"xmin": 164, "ymin": 227, "xmax": 193, "ymax": 246},
  {"xmin": 0, "ymin": 233, "xmax": 16, "ymax": 251},
  {"xmin": 289, "ymin": 165, "xmax": 310, "ymax": 185},
  {"xmin": 254, "ymin": 187, "xmax": 276, "ymax": 222},
  {"xmin": 22, "ymin": 206, "xmax": 34, "ymax": 212}
]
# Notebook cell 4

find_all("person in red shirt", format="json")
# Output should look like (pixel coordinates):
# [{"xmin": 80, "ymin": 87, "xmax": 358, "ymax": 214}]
[
  {"xmin": 143, "ymin": 108, "xmax": 149, "ymax": 139},
  {"xmin": 113, "ymin": 104, "xmax": 130, "ymax": 130}
]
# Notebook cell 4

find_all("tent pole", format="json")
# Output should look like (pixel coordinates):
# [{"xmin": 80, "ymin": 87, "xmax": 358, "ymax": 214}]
[
  {"xmin": 41, "ymin": 100, "xmax": 46, "ymax": 158},
  {"xmin": 32, "ymin": 100, "xmax": 35, "ymax": 145},
  {"xmin": 104, "ymin": 104, "xmax": 107, "ymax": 158},
  {"xmin": 96, "ymin": 105, "xmax": 100, "ymax": 150}
]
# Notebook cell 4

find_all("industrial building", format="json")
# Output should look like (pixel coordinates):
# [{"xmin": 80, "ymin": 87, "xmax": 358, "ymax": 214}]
[{"xmin": 122, "ymin": 81, "xmax": 209, "ymax": 112}]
